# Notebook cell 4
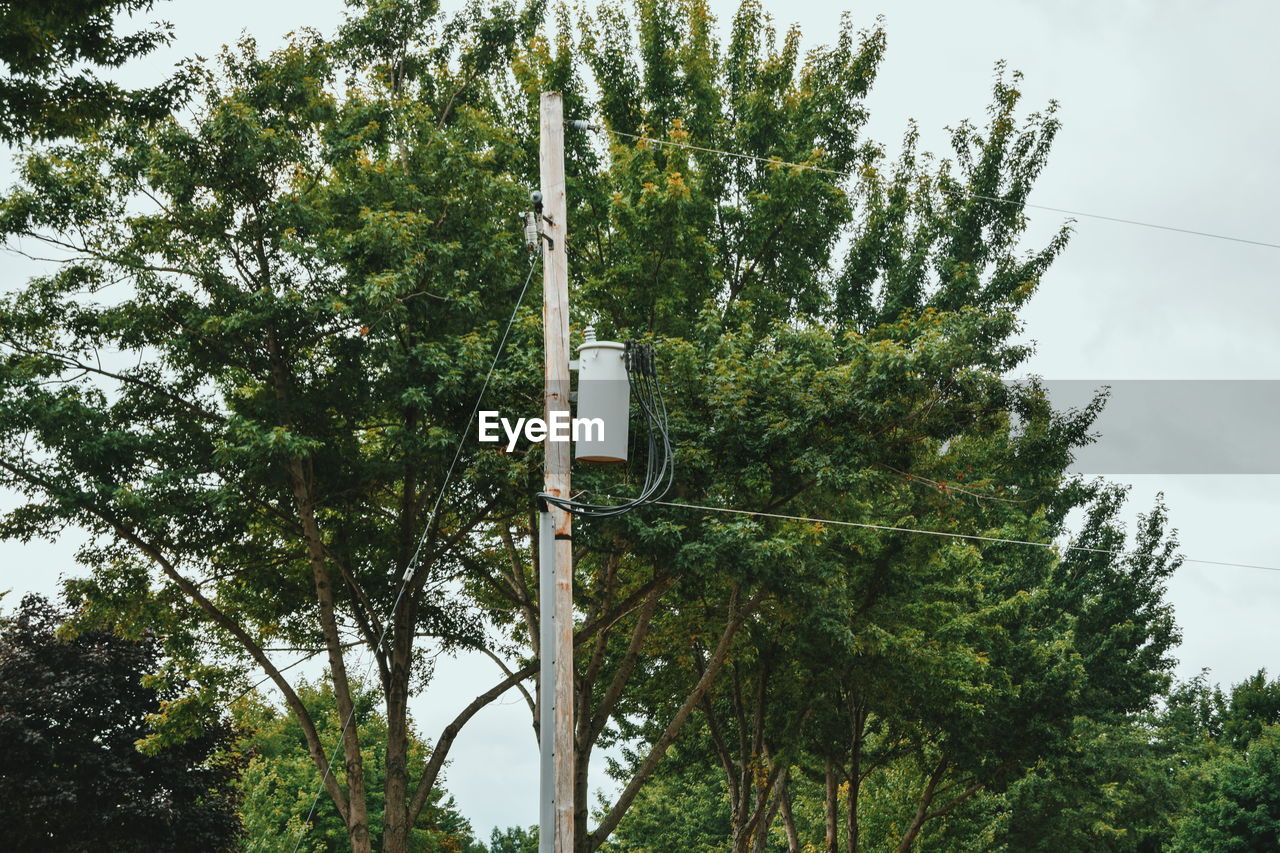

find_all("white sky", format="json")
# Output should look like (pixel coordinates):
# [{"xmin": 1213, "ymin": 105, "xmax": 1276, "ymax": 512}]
[{"xmin": 2, "ymin": 0, "xmax": 1279, "ymax": 839}]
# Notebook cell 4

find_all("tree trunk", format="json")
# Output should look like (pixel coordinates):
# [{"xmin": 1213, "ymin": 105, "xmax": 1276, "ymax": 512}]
[
  {"xmin": 846, "ymin": 702, "xmax": 865, "ymax": 853},
  {"xmin": 734, "ymin": 758, "xmax": 788, "ymax": 853},
  {"xmin": 778, "ymin": 772, "xmax": 801, "ymax": 853},
  {"xmin": 730, "ymin": 799, "xmax": 758, "ymax": 852},
  {"xmin": 846, "ymin": 762, "xmax": 862, "ymax": 853},
  {"xmin": 267, "ymin": 325, "xmax": 371, "ymax": 852},
  {"xmin": 407, "ymin": 586, "xmax": 664, "ymax": 832},
  {"xmin": 573, "ymin": 743, "xmax": 592, "ymax": 853},
  {"xmin": 589, "ymin": 590, "xmax": 765, "ymax": 850},
  {"xmin": 747, "ymin": 768, "xmax": 783, "ymax": 850},
  {"xmin": 825, "ymin": 758, "xmax": 839, "ymax": 853},
  {"xmin": 288, "ymin": 460, "xmax": 371, "ymax": 853},
  {"xmin": 895, "ymin": 759, "xmax": 946, "ymax": 853},
  {"xmin": 750, "ymin": 777, "xmax": 784, "ymax": 853},
  {"xmin": 382, "ymin": 631, "xmax": 412, "ymax": 853}
]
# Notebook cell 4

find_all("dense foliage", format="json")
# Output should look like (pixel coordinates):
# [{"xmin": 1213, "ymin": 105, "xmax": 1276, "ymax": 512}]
[
  {"xmin": 0, "ymin": 0, "xmax": 186, "ymax": 141},
  {"xmin": 235, "ymin": 679, "xmax": 482, "ymax": 852},
  {"xmin": 0, "ymin": 594, "xmax": 242, "ymax": 852},
  {"xmin": 0, "ymin": 0, "xmax": 1270, "ymax": 851},
  {"xmin": 486, "ymin": 826, "xmax": 539, "ymax": 853},
  {"xmin": 603, "ymin": 671, "xmax": 1280, "ymax": 852}
]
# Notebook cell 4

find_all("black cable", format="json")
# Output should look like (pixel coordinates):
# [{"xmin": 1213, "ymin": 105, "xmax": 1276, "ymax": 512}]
[{"xmin": 539, "ymin": 341, "xmax": 673, "ymax": 518}]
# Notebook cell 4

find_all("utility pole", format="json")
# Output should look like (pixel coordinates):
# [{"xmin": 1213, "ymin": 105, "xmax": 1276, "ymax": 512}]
[{"xmin": 537, "ymin": 90, "xmax": 574, "ymax": 853}]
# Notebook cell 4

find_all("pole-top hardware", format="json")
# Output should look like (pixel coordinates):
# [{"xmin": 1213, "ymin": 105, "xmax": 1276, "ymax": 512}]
[
  {"xmin": 524, "ymin": 189, "xmax": 555, "ymax": 252},
  {"xmin": 523, "ymin": 212, "xmax": 539, "ymax": 254}
]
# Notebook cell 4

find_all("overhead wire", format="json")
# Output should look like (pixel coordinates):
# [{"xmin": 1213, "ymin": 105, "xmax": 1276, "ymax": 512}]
[
  {"xmin": 618, "ymin": 497, "xmax": 1280, "ymax": 574},
  {"xmin": 587, "ymin": 124, "xmax": 1280, "ymax": 251},
  {"xmin": 288, "ymin": 256, "xmax": 539, "ymax": 852},
  {"xmin": 574, "ymin": 120, "xmax": 1280, "ymax": 564},
  {"xmin": 285, "ymin": 115, "xmax": 1276, "ymax": 843}
]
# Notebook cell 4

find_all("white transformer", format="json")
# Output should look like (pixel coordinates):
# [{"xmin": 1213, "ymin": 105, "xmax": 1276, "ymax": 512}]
[{"xmin": 574, "ymin": 327, "xmax": 630, "ymax": 463}]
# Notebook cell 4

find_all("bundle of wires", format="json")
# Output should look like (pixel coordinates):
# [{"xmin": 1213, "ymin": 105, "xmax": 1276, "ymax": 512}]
[{"xmin": 538, "ymin": 341, "xmax": 673, "ymax": 518}]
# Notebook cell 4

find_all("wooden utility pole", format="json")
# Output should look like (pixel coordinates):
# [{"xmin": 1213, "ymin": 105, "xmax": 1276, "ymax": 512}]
[{"xmin": 538, "ymin": 90, "xmax": 574, "ymax": 853}]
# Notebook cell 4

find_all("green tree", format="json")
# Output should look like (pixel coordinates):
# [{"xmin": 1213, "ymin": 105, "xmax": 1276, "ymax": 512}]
[
  {"xmin": 1220, "ymin": 670, "xmax": 1280, "ymax": 751},
  {"xmin": 487, "ymin": 825, "xmax": 539, "ymax": 853},
  {"xmin": 0, "ymin": 0, "xmax": 186, "ymax": 141},
  {"xmin": 0, "ymin": 594, "xmax": 242, "ymax": 852},
  {"xmin": 234, "ymin": 679, "xmax": 480, "ymax": 852},
  {"xmin": 1171, "ymin": 727, "xmax": 1280, "ymax": 852},
  {"xmin": 1, "ymin": 4, "xmax": 542, "ymax": 848},
  {"xmin": 0, "ymin": 1, "xmax": 1157, "ymax": 851},
  {"xmin": 825, "ymin": 492, "xmax": 1179, "ymax": 853},
  {"xmin": 606, "ymin": 748, "xmax": 733, "ymax": 852},
  {"xmin": 990, "ymin": 714, "xmax": 1184, "ymax": 853}
]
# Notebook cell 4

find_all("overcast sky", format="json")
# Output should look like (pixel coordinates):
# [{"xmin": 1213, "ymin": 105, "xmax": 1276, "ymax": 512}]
[{"xmin": 3, "ymin": 0, "xmax": 1279, "ymax": 839}]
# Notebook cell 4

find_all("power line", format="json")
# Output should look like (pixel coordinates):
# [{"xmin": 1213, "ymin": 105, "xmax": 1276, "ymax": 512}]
[
  {"xmin": 605, "ymin": 126, "xmax": 845, "ymax": 176},
  {"xmin": 972, "ymin": 198, "xmax": 1280, "ymax": 250},
  {"xmin": 289, "ymin": 257, "xmax": 539, "ymax": 852},
  {"xmin": 612, "ymin": 496, "xmax": 1280, "ymax": 574},
  {"xmin": 586, "ymin": 125, "xmax": 1280, "ymax": 251},
  {"xmin": 278, "ymin": 120, "xmax": 1274, "ymax": 843}
]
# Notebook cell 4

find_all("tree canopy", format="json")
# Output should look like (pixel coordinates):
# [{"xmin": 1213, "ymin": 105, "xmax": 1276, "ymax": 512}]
[
  {"xmin": 0, "ymin": 594, "xmax": 242, "ymax": 852},
  {"xmin": 234, "ymin": 678, "xmax": 482, "ymax": 852},
  {"xmin": 0, "ymin": 0, "xmax": 186, "ymax": 142},
  {"xmin": 0, "ymin": 1, "xmax": 1226, "ymax": 851}
]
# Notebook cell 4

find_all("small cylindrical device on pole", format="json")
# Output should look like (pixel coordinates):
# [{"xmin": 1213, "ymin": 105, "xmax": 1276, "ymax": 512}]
[
  {"xmin": 574, "ymin": 325, "xmax": 630, "ymax": 464},
  {"xmin": 524, "ymin": 211, "xmax": 539, "ymax": 253}
]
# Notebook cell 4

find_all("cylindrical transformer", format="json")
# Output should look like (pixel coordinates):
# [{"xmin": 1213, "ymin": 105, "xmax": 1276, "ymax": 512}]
[{"xmin": 574, "ymin": 327, "xmax": 629, "ymax": 463}]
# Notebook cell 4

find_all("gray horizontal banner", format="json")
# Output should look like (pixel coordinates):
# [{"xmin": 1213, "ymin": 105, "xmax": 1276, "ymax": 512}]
[{"xmin": 1024, "ymin": 380, "xmax": 1280, "ymax": 474}]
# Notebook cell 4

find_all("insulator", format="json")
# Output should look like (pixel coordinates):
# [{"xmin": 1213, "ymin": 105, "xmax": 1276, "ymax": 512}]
[{"xmin": 524, "ymin": 211, "xmax": 539, "ymax": 253}]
